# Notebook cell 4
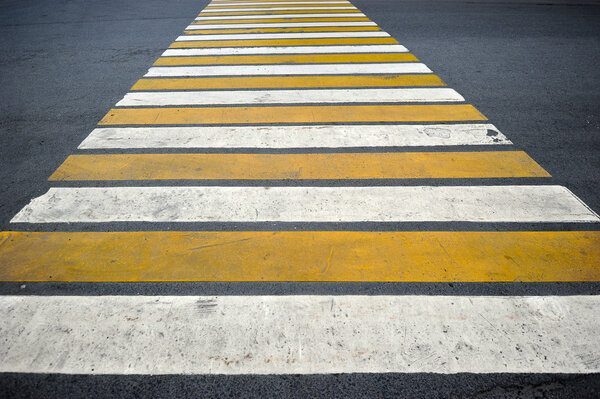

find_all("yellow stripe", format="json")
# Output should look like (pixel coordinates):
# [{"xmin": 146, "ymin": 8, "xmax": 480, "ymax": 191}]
[
  {"xmin": 154, "ymin": 53, "xmax": 418, "ymax": 65},
  {"xmin": 1, "ymin": 231, "xmax": 598, "ymax": 282},
  {"xmin": 99, "ymin": 105, "xmax": 486, "ymax": 125},
  {"xmin": 131, "ymin": 75, "xmax": 445, "ymax": 90},
  {"xmin": 184, "ymin": 27, "xmax": 382, "ymax": 34},
  {"xmin": 49, "ymin": 152, "xmax": 549, "ymax": 181},
  {"xmin": 169, "ymin": 37, "xmax": 397, "ymax": 47},
  {"xmin": 198, "ymin": 10, "xmax": 363, "ymax": 16},
  {"xmin": 191, "ymin": 17, "xmax": 370, "ymax": 23}
]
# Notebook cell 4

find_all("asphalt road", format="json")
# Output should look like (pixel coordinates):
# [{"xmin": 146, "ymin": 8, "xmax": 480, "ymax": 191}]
[{"xmin": 1, "ymin": 0, "xmax": 599, "ymax": 397}]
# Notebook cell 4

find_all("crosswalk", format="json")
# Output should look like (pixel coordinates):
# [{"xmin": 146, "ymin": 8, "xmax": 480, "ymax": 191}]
[{"xmin": 1, "ymin": 0, "xmax": 599, "ymax": 377}]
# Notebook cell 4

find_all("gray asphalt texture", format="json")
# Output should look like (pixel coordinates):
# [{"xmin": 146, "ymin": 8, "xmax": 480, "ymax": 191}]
[{"xmin": 1, "ymin": 0, "xmax": 599, "ymax": 397}]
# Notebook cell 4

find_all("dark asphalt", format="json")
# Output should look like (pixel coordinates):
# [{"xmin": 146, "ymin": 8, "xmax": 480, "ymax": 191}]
[{"xmin": 1, "ymin": 0, "xmax": 599, "ymax": 397}]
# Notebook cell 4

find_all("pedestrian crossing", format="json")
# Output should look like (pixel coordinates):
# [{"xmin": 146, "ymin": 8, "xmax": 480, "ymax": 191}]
[{"xmin": 1, "ymin": 0, "xmax": 599, "ymax": 376}]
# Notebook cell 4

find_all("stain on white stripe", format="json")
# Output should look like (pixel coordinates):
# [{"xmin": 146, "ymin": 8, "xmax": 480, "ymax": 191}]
[
  {"xmin": 2, "ymin": 295, "xmax": 599, "ymax": 374},
  {"xmin": 207, "ymin": 2, "xmax": 352, "ymax": 6},
  {"xmin": 186, "ymin": 22, "xmax": 376, "ymax": 29},
  {"xmin": 117, "ymin": 88, "xmax": 463, "ymax": 106},
  {"xmin": 11, "ymin": 186, "xmax": 599, "ymax": 223},
  {"xmin": 201, "ymin": 7, "xmax": 356, "ymax": 12},
  {"xmin": 177, "ymin": 32, "xmax": 390, "ymax": 40},
  {"xmin": 162, "ymin": 44, "xmax": 407, "ymax": 56},
  {"xmin": 79, "ymin": 124, "xmax": 512, "ymax": 149},
  {"xmin": 194, "ymin": 13, "xmax": 365, "ymax": 19}
]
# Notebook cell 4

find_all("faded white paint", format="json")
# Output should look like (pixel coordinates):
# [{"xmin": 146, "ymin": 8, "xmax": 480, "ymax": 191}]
[
  {"xmin": 1, "ymin": 295, "xmax": 599, "ymax": 374},
  {"xmin": 146, "ymin": 63, "xmax": 423, "ymax": 76},
  {"xmin": 116, "ymin": 88, "xmax": 461, "ymax": 106},
  {"xmin": 176, "ymin": 32, "xmax": 390, "ymax": 40},
  {"xmin": 200, "ymin": 7, "xmax": 357, "ymax": 12},
  {"xmin": 78, "ymin": 124, "xmax": 511, "ymax": 149},
  {"xmin": 11, "ymin": 186, "xmax": 599, "ymax": 223},
  {"xmin": 185, "ymin": 22, "xmax": 377, "ymax": 29},
  {"xmin": 163, "ymin": 44, "xmax": 406, "ymax": 57},
  {"xmin": 194, "ymin": 13, "xmax": 366, "ymax": 20},
  {"xmin": 207, "ymin": 1, "xmax": 352, "ymax": 6}
]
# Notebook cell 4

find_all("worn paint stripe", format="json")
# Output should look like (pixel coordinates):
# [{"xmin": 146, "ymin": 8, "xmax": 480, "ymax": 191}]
[
  {"xmin": 193, "ymin": 13, "xmax": 366, "ymax": 20},
  {"xmin": 207, "ymin": 4, "xmax": 353, "ymax": 9},
  {"xmin": 145, "ymin": 64, "xmax": 430, "ymax": 77},
  {"xmin": 201, "ymin": 7, "xmax": 357, "ymax": 12},
  {"xmin": 1, "ymin": 231, "xmax": 599, "ymax": 282},
  {"xmin": 185, "ymin": 22, "xmax": 376, "ymax": 29},
  {"xmin": 175, "ymin": 32, "xmax": 390, "ymax": 40},
  {"xmin": 78, "ymin": 124, "xmax": 510, "ymax": 149},
  {"xmin": 98, "ymin": 104, "xmax": 485, "ymax": 125},
  {"xmin": 1, "ymin": 295, "xmax": 600, "ymax": 374},
  {"xmin": 183, "ymin": 27, "xmax": 382, "ymax": 34},
  {"xmin": 49, "ymin": 152, "xmax": 548, "ymax": 181},
  {"xmin": 154, "ymin": 53, "xmax": 417, "ymax": 66},
  {"xmin": 192, "ymin": 17, "xmax": 370, "ymax": 24},
  {"xmin": 196, "ymin": 10, "xmax": 363, "ymax": 16},
  {"xmin": 168, "ymin": 38, "xmax": 397, "ymax": 48},
  {"xmin": 208, "ymin": 2, "xmax": 352, "ymax": 6},
  {"xmin": 131, "ymin": 75, "xmax": 444, "ymax": 90},
  {"xmin": 115, "ymin": 88, "xmax": 461, "ymax": 106},
  {"xmin": 162, "ymin": 44, "xmax": 407, "ymax": 56},
  {"xmin": 11, "ymin": 186, "xmax": 598, "ymax": 223}
]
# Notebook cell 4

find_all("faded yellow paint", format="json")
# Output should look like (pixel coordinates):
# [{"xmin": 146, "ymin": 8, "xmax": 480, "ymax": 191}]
[
  {"xmin": 168, "ymin": 37, "xmax": 397, "ymax": 47},
  {"xmin": 197, "ymin": 10, "xmax": 363, "ymax": 16},
  {"xmin": 154, "ymin": 53, "xmax": 418, "ymax": 66},
  {"xmin": 0, "ymin": 231, "xmax": 598, "ymax": 282},
  {"xmin": 131, "ymin": 75, "xmax": 445, "ymax": 90},
  {"xmin": 190, "ymin": 17, "xmax": 370, "ymax": 24},
  {"xmin": 49, "ymin": 152, "xmax": 550, "ymax": 181},
  {"xmin": 184, "ymin": 27, "xmax": 382, "ymax": 34},
  {"xmin": 99, "ymin": 104, "xmax": 486, "ymax": 125}
]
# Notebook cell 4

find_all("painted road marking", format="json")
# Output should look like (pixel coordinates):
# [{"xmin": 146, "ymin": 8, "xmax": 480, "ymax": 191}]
[
  {"xmin": 191, "ymin": 18, "xmax": 370, "ymax": 24},
  {"xmin": 115, "ymin": 88, "xmax": 462, "ymax": 106},
  {"xmin": 131, "ymin": 75, "xmax": 445, "ymax": 90},
  {"xmin": 184, "ymin": 27, "xmax": 383, "ymax": 34},
  {"xmin": 11, "ymin": 186, "xmax": 598, "ymax": 223},
  {"xmin": 185, "ymin": 22, "xmax": 377, "ymax": 29},
  {"xmin": 207, "ymin": 3, "xmax": 352, "ymax": 8},
  {"xmin": 207, "ymin": 2, "xmax": 353, "ymax": 5},
  {"xmin": 48, "ymin": 152, "xmax": 546, "ymax": 181},
  {"xmin": 201, "ymin": 7, "xmax": 358, "ymax": 12},
  {"xmin": 1, "ymin": 231, "xmax": 598, "ymax": 282},
  {"xmin": 78, "ymin": 124, "xmax": 508, "ymax": 149},
  {"xmin": 144, "ymin": 64, "xmax": 431, "ymax": 76},
  {"xmin": 163, "ymin": 44, "xmax": 407, "ymax": 56},
  {"xmin": 197, "ymin": 10, "xmax": 364, "ymax": 16},
  {"xmin": 2, "ymin": 295, "xmax": 599, "ymax": 373},
  {"xmin": 154, "ymin": 53, "xmax": 418, "ymax": 66},
  {"xmin": 175, "ymin": 32, "xmax": 390, "ymax": 40},
  {"xmin": 168, "ymin": 38, "xmax": 398, "ymax": 47},
  {"xmin": 99, "ymin": 104, "xmax": 485, "ymax": 125},
  {"xmin": 193, "ymin": 13, "xmax": 366, "ymax": 19}
]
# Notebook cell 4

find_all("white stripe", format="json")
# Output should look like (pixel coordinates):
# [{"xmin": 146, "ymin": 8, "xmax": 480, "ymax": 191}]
[
  {"xmin": 207, "ymin": 2, "xmax": 352, "ymax": 6},
  {"xmin": 201, "ymin": 7, "xmax": 357, "ymax": 12},
  {"xmin": 185, "ymin": 22, "xmax": 376, "ymax": 29},
  {"xmin": 116, "ymin": 88, "xmax": 463, "ymax": 106},
  {"xmin": 79, "ymin": 124, "xmax": 512, "ymax": 149},
  {"xmin": 2, "ymin": 295, "xmax": 599, "ymax": 374},
  {"xmin": 145, "ymin": 63, "xmax": 430, "ymax": 77},
  {"xmin": 194, "ymin": 12, "xmax": 365, "ymax": 19},
  {"xmin": 11, "ymin": 186, "xmax": 599, "ymax": 223},
  {"xmin": 162, "ymin": 44, "xmax": 407, "ymax": 56},
  {"xmin": 177, "ymin": 32, "xmax": 390, "ymax": 40}
]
